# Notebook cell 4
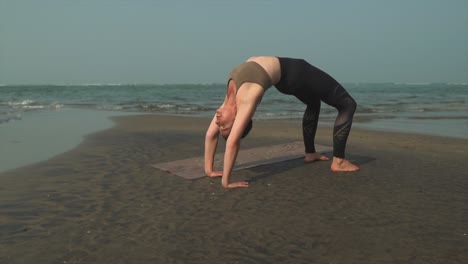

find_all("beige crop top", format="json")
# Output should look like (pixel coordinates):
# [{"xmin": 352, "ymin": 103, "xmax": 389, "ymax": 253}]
[{"xmin": 228, "ymin": 61, "xmax": 273, "ymax": 90}]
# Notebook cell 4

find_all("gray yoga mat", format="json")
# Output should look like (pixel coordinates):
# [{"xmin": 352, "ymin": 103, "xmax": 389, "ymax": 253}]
[{"xmin": 151, "ymin": 141, "xmax": 332, "ymax": 179}]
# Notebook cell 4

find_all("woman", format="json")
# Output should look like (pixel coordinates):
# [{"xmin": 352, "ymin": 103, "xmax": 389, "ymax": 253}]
[{"xmin": 205, "ymin": 56, "xmax": 359, "ymax": 188}]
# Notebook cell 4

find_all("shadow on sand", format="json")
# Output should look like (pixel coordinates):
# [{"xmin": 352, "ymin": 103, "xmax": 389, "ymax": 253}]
[{"xmin": 247, "ymin": 151, "xmax": 376, "ymax": 183}]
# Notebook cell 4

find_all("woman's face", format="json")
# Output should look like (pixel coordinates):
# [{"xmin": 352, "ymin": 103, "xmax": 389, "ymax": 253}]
[{"xmin": 215, "ymin": 107, "xmax": 236, "ymax": 139}]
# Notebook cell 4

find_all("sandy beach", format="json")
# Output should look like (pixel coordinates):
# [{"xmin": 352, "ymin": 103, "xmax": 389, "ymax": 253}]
[{"xmin": 1, "ymin": 114, "xmax": 467, "ymax": 264}]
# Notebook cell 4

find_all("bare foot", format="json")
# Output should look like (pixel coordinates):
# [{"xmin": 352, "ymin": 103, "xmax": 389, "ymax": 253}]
[
  {"xmin": 331, "ymin": 157, "xmax": 360, "ymax": 172},
  {"xmin": 304, "ymin": 152, "xmax": 330, "ymax": 163}
]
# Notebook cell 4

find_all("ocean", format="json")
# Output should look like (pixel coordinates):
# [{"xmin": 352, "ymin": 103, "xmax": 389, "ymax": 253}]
[{"xmin": 1, "ymin": 83, "xmax": 467, "ymax": 172}]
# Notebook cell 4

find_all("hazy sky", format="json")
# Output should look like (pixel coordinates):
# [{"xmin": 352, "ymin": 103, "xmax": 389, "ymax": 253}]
[{"xmin": 1, "ymin": 0, "xmax": 467, "ymax": 84}]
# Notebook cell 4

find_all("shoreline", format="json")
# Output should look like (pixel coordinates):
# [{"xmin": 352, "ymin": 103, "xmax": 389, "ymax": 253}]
[
  {"xmin": 0, "ymin": 109, "xmax": 136, "ymax": 173},
  {"xmin": 1, "ymin": 111, "xmax": 467, "ymax": 175}
]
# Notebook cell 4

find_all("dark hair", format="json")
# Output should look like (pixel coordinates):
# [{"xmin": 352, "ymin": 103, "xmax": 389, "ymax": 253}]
[{"xmin": 241, "ymin": 119, "xmax": 253, "ymax": 139}]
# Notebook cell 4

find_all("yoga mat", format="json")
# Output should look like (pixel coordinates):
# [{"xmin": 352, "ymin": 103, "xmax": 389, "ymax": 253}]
[{"xmin": 151, "ymin": 141, "xmax": 332, "ymax": 179}]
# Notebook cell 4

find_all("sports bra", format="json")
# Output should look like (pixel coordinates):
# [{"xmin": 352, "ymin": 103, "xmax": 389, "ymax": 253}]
[{"xmin": 228, "ymin": 61, "xmax": 272, "ymax": 91}]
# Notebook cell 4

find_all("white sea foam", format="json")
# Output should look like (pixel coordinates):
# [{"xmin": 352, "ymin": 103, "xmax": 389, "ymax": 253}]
[
  {"xmin": 157, "ymin": 104, "xmax": 176, "ymax": 108},
  {"xmin": 52, "ymin": 103, "xmax": 64, "ymax": 109},
  {"xmin": 96, "ymin": 105, "xmax": 124, "ymax": 111},
  {"xmin": 79, "ymin": 83, "xmax": 126, "ymax": 86},
  {"xmin": 7, "ymin": 100, "xmax": 35, "ymax": 106},
  {"xmin": 447, "ymin": 82, "xmax": 468, "ymax": 86},
  {"xmin": 23, "ymin": 105, "xmax": 45, "ymax": 109}
]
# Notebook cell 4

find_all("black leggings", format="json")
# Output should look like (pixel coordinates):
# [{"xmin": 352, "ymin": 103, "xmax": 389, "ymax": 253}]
[
  {"xmin": 302, "ymin": 85, "xmax": 357, "ymax": 158},
  {"xmin": 275, "ymin": 57, "xmax": 357, "ymax": 158}
]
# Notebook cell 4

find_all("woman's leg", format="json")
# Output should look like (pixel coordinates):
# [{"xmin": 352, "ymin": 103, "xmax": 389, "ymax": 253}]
[
  {"xmin": 322, "ymin": 84, "xmax": 359, "ymax": 171},
  {"xmin": 303, "ymin": 100, "xmax": 330, "ymax": 163},
  {"xmin": 325, "ymin": 85, "xmax": 357, "ymax": 158},
  {"xmin": 303, "ymin": 99, "xmax": 321, "ymax": 154}
]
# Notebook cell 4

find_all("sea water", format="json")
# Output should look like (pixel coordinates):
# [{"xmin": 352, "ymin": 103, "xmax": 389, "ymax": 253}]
[{"xmin": 1, "ymin": 83, "xmax": 467, "ymax": 172}]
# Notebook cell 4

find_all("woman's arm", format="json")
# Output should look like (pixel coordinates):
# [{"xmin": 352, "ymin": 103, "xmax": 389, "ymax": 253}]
[
  {"xmin": 204, "ymin": 115, "xmax": 222, "ymax": 177},
  {"xmin": 221, "ymin": 103, "xmax": 257, "ymax": 188}
]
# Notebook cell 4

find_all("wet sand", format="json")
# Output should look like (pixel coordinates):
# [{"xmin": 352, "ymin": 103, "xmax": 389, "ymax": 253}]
[{"xmin": 0, "ymin": 115, "xmax": 467, "ymax": 264}]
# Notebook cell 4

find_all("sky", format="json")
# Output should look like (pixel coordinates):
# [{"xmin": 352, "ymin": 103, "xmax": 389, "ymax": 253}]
[{"xmin": 1, "ymin": 0, "xmax": 467, "ymax": 84}]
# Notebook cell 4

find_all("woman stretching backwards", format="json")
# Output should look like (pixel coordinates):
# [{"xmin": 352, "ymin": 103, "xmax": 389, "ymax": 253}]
[{"xmin": 205, "ymin": 56, "xmax": 359, "ymax": 188}]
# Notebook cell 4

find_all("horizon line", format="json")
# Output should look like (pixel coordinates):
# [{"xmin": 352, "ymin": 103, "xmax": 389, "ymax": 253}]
[{"xmin": 1, "ymin": 82, "xmax": 468, "ymax": 87}]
